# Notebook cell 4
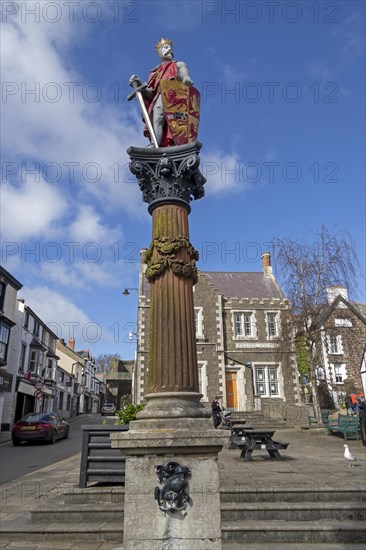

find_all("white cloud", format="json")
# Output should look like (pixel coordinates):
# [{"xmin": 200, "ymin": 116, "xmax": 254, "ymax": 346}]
[
  {"xmin": 332, "ymin": 13, "xmax": 365, "ymax": 59},
  {"xmin": 20, "ymin": 286, "xmax": 95, "ymax": 346},
  {"xmin": 68, "ymin": 205, "xmax": 122, "ymax": 244},
  {"xmin": 306, "ymin": 62, "xmax": 333, "ymax": 81},
  {"xmin": 201, "ymin": 149, "xmax": 245, "ymax": 195},
  {"xmin": 2, "ymin": 3, "xmax": 143, "ymax": 218},
  {"xmin": 37, "ymin": 262, "xmax": 87, "ymax": 290},
  {"xmin": 1, "ymin": 177, "xmax": 68, "ymax": 241}
]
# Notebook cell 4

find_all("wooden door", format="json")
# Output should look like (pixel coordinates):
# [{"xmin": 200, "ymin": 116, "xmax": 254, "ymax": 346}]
[{"xmin": 225, "ymin": 372, "xmax": 238, "ymax": 410}]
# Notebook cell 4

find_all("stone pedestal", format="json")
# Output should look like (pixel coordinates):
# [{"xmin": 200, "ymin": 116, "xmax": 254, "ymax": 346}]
[
  {"xmin": 113, "ymin": 142, "xmax": 228, "ymax": 549},
  {"xmin": 111, "ymin": 425, "xmax": 228, "ymax": 550}
]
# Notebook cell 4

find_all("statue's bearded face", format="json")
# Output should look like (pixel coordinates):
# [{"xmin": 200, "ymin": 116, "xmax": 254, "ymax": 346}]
[{"xmin": 159, "ymin": 43, "xmax": 173, "ymax": 61}]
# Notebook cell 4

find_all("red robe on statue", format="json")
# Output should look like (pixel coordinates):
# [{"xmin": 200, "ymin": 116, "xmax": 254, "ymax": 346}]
[{"xmin": 143, "ymin": 61, "xmax": 178, "ymax": 147}]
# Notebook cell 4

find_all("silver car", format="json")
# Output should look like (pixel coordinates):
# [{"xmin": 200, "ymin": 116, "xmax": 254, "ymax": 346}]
[{"xmin": 101, "ymin": 402, "xmax": 116, "ymax": 416}]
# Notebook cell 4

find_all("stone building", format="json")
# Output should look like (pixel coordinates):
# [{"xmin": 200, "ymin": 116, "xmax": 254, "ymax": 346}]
[
  {"xmin": 133, "ymin": 252, "xmax": 301, "ymax": 418},
  {"xmin": 0, "ymin": 266, "xmax": 22, "ymax": 431},
  {"xmin": 314, "ymin": 288, "xmax": 366, "ymax": 408},
  {"xmin": 12, "ymin": 301, "xmax": 60, "ymax": 421},
  {"xmin": 105, "ymin": 359, "xmax": 134, "ymax": 409}
]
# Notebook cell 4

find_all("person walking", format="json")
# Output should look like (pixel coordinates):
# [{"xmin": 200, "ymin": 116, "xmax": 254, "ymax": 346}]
[{"xmin": 211, "ymin": 398, "xmax": 222, "ymax": 429}]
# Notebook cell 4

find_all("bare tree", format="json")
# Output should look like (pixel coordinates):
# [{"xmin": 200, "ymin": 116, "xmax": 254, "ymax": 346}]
[
  {"xmin": 95, "ymin": 353, "xmax": 121, "ymax": 375},
  {"xmin": 271, "ymin": 225, "xmax": 360, "ymax": 423}
]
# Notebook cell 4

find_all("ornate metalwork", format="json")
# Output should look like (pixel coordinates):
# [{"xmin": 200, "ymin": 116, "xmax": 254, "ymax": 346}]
[
  {"xmin": 144, "ymin": 236, "xmax": 199, "ymax": 283},
  {"xmin": 127, "ymin": 141, "xmax": 206, "ymax": 206},
  {"xmin": 154, "ymin": 461, "xmax": 191, "ymax": 514}
]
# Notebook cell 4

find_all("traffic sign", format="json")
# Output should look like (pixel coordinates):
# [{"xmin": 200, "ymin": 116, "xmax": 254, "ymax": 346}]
[
  {"xmin": 35, "ymin": 381, "xmax": 43, "ymax": 390},
  {"xmin": 34, "ymin": 390, "xmax": 43, "ymax": 400}
]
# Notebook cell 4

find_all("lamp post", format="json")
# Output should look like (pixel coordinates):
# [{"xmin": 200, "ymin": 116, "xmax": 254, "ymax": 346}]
[{"xmin": 123, "ymin": 287, "xmax": 138, "ymax": 296}]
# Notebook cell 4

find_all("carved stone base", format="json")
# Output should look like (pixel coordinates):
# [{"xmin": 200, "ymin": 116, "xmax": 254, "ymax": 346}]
[
  {"xmin": 110, "ymin": 426, "xmax": 228, "ymax": 550},
  {"xmin": 136, "ymin": 392, "xmax": 211, "ymax": 422}
]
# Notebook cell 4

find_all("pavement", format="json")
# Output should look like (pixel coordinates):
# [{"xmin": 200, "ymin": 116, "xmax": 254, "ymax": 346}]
[{"xmin": 0, "ymin": 425, "xmax": 365, "ymax": 550}]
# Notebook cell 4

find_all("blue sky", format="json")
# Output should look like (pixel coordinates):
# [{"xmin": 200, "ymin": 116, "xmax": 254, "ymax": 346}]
[{"xmin": 1, "ymin": 0, "xmax": 365, "ymax": 359}]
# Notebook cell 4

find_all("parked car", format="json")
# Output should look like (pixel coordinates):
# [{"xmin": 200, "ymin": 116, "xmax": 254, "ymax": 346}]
[
  {"xmin": 12, "ymin": 412, "xmax": 70, "ymax": 446},
  {"xmin": 101, "ymin": 402, "xmax": 116, "ymax": 416}
]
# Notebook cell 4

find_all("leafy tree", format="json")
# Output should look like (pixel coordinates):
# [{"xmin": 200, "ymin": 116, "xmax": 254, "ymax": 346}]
[
  {"xmin": 95, "ymin": 353, "xmax": 121, "ymax": 375},
  {"xmin": 271, "ymin": 225, "xmax": 360, "ymax": 423}
]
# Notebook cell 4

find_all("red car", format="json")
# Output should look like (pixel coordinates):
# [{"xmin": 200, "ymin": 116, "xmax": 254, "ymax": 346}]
[{"xmin": 12, "ymin": 412, "xmax": 70, "ymax": 446}]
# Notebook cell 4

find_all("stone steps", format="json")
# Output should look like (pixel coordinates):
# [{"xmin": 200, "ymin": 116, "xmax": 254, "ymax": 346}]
[
  {"xmin": 32, "ymin": 503, "xmax": 124, "ymax": 523},
  {"xmin": 221, "ymin": 520, "xmax": 366, "ymax": 544},
  {"xmin": 220, "ymin": 489, "xmax": 366, "ymax": 502},
  {"xmin": 0, "ymin": 521, "xmax": 124, "ymax": 543},
  {"xmin": 63, "ymin": 486, "xmax": 125, "ymax": 504},
  {"xmin": 221, "ymin": 501, "xmax": 365, "ymax": 521},
  {"xmin": 230, "ymin": 412, "xmax": 288, "ymax": 429},
  {"xmin": 222, "ymin": 544, "xmax": 366, "ymax": 550},
  {"xmin": 2, "ymin": 484, "xmax": 365, "ymax": 546},
  {"xmin": 221, "ymin": 487, "xmax": 366, "ymax": 544}
]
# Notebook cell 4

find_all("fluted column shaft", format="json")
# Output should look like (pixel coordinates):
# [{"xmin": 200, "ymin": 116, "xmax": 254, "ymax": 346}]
[{"xmin": 147, "ymin": 203, "xmax": 198, "ymax": 394}]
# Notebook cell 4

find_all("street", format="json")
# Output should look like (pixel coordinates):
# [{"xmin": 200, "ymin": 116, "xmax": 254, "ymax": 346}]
[{"xmin": 0, "ymin": 415, "xmax": 103, "ymax": 484}]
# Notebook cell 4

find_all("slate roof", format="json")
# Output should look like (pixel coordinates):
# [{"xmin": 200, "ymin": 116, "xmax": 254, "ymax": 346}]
[
  {"xmin": 353, "ymin": 302, "xmax": 366, "ymax": 321},
  {"xmin": 201, "ymin": 271, "xmax": 285, "ymax": 301},
  {"xmin": 141, "ymin": 270, "xmax": 285, "ymax": 301}
]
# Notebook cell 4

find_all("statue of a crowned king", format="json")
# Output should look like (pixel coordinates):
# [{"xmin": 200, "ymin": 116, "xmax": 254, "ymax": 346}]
[{"xmin": 128, "ymin": 38, "xmax": 200, "ymax": 147}]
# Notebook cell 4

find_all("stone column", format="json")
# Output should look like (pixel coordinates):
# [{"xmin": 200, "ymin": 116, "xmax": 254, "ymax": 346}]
[{"xmin": 111, "ymin": 141, "xmax": 228, "ymax": 550}]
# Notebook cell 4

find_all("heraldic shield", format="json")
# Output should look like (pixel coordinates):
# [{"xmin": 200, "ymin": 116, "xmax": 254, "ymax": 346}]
[{"xmin": 160, "ymin": 80, "xmax": 200, "ymax": 145}]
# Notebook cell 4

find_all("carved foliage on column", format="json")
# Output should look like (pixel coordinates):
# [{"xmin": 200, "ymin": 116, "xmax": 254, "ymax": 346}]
[
  {"xmin": 128, "ymin": 143, "xmax": 206, "ymax": 205},
  {"xmin": 144, "ymin": 237, "xmax": 199, "ymax": 284}
]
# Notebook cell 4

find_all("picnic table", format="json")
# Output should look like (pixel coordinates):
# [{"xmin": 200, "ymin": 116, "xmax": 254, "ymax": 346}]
[
  {"xmin": 229, "ymin": 421, "xmax": 249, "ymax": 449},
  {"xmin": 232, "ymin": 428, "xmax": 289, "ymax": 461}
]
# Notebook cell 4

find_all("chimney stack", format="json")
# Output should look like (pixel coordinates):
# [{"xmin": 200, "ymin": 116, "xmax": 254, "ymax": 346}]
[
  {"xmin": 261, "ymin": 252, "xmax": 272, "ymax": 276},
  {"xmin": 68, "ymin": 337, "xmax": 75, "ymax": 350}
]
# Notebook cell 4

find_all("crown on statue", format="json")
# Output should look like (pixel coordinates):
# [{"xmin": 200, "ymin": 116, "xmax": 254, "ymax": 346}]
[{"xmin": 155, "ymin": 38, "xmax": 173, "ymax": 53}]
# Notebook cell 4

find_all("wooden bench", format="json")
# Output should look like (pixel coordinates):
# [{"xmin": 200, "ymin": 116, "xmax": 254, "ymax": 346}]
[
  {"xmin": 327, "ymin": 413, "xmax": 360, "ymax": 441},
  {"xmin": 308, "ymin": 409, "xmax": 330, "ymax": 427}
]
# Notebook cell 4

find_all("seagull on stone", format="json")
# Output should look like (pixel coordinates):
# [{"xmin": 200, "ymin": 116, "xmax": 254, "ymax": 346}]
[{"xmin": 344, "ymin": 444, "xmax": 360, "ymax": 467}]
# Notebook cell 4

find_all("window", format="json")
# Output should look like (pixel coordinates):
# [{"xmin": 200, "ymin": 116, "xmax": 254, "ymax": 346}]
[
  {"xmin": 19, "ymin": 343, "xmax": 27, "ymax": 372},
  {"xmin": 0, "ymin": 282, "xmax": 6, "ymax": 312},
  {"xmin": 48, "ymin": 336, "xmax": 56, "ymax": 353},
  {"xmin": 234, "ymin": 312, "xmax": 255, "ymax": 338},
  {"xmin": 335, "ymin": 318, "xmax": 352, "ymax": 327},
  {"xmin": 194, "ymin": 308, "xmax": 203, "ymax": 338},
  {"xmin": 332, "ymin": 363, "xmax": 346, "ymax": 384},
  {"xmin": 255, "ymin": 365, "xmax": 280, "ymax": 397},
  {"xmin": 24, "ymin": 311, "xmax": 29, "ymax": 329},
  {"xmin": 0, "ymin": 322, "xmax": 10, "ymax": 362},
  {"xmin": 33, "ymin": 320, "xmax": 40, "ymax": 338},
  {"xmin": 198, "ymin": 361, "xmax": 208, "ymax": 400},
  {"xmin": 328, "ymin": 335, "xmax": 342, "ymax": 354},
  {"xmin": 59, "ymin": 391, "xmax": 64, "ymax": 410},
  {"xmin": 29, "ymin": 349, "xmax": 44, "ymax": 374},
  {"xmin": 266, "ymin": 312, "xmax": 279, "ymax": 338}
]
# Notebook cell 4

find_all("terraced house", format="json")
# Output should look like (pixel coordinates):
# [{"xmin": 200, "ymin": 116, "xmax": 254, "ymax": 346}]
[
  {"xmin": 133, "ymin": 252, "xmax": 301, "ymax": 419},
  {"xmin": 314, "ymin": 287, "xmax": 366, "ymax": 409}
]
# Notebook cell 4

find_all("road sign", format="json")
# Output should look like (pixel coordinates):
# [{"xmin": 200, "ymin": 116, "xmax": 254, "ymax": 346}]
[
  {"xmin": 34, "ymin": 390, "xmax": 43, "ymax": 400},
  {"xmin": 35, "ymin": 381, "xmax": 43, "ymax": 390}
]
